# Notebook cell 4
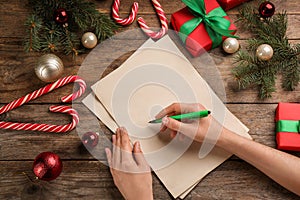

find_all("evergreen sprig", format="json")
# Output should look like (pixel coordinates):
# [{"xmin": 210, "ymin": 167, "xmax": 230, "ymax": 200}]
[
  {"xmin": 232, "ymin": 4, "xmax": 300, "ymax": 98},
  {"xmin": 24, "ymin": 0, "xmax": 119, "ymax": 57}
]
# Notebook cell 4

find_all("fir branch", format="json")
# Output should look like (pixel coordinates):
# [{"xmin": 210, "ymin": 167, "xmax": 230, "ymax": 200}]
[
  {"xmin": 259, "ymin": 75, "xmax": 275, "ymax": 98},
  {"xmin": 40, "ymin": 23, "xmax": 62, "ymax": 52},
  {"xmin": 24, "ymin": 14, "xmax": 43, "ymax": 52},
  {"xmin": 94, "ymin": 13, "xmax": 119, "ymax": 41},
  {"xmin": 66, "ymin": 0, "xmax": 95, "ymax": 31},
  {"xmin": 61, "ymin": 28, "xmax": 80, "ymax": 57},
  {"xmin": 24, "ymin": 0, "xmax": 118, "ymax": 56},
  {"xmin": 232, "ymin": 3, "xmax": 300, "ymax": 98},
  {"xmin": 281, "ymin": 58, "xmax": 300, "ymax": 90}
]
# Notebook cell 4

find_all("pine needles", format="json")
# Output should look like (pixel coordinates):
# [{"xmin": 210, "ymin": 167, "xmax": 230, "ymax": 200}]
[
  {"xmin": 24, "ymin": 0, "xmax": 119, "ymax": 57},
  {"xmin": 232, "ymin": 4, "xmax": 300, "ymax": 98}
]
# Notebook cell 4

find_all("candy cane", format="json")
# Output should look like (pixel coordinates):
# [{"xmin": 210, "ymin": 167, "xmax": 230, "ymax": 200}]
[
  {"xmin": 0, "ymin": 75, "xmax": 86, "ymax": 133},
  {"xmin": 137, "ymin": 0, "xmax": 168, "ymax": 39},
  {"xmin": 112, "ymin": 0, "xmax": 138, "ymax": 26}
]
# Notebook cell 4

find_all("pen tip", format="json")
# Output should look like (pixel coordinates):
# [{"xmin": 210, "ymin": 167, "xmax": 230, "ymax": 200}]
[
  {"xmin": 148, "ymin": 120, "xmax": 154, "ymax": 123},
  {"xmin": 208, "ymin": 110, "xmax": 211, "ymax": 114}
]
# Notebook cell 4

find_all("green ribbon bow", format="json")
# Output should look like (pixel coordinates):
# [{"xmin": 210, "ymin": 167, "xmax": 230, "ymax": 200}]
[
  {"xmin": 276, "ymin": 120, "xmax": 300, "ymax": 133},
  {"xmin": 180, "ymin": 0, "xmax": 237, "ymax": 48}
]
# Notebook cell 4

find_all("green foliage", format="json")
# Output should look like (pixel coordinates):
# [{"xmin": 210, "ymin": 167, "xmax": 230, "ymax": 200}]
[
  {"xmin": 24, "ymin": 0, "xmax": 119, "ymax": 57},
  {"xmin": 232, "ymin": 4, "xmax": 300, "ymax": 98}
]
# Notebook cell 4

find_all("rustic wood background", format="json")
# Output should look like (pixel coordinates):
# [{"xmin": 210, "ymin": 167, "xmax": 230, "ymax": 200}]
[{"xmin": 0, "ymin": 0, "xmax": 299, "ymax": 199}]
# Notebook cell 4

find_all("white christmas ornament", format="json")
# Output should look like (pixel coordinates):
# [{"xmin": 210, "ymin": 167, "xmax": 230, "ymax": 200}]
[
  {"xmin": 222, "ymin": 38, "xmax": 239, "ymax": 54},
  {"xmin": 256, "ymin": 44, "xmax": 273, "ymax": 61},
  {"xmin": 81, "ymin": 32, "xmax": 98, "ymax": 49}
]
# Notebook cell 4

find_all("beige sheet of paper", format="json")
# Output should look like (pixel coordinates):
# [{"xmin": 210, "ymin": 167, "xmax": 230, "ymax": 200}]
[
  {"xmin": 82, "ymin": 38, "xmax": 155, "ymax": 132},
  {"xmin": 82, "ymin": 93, "xmax": 119, "ymax": 131},
  {"xmin": 83, "ymin": 92, "xmax": 201, "ymax": 198},
  {"xmin": 87, "ymin": 36, "xmax": 251, "ymax": 198},
  {"xmin": 82, "ymin": 38, "xmax": 216, "ymax": 198}
]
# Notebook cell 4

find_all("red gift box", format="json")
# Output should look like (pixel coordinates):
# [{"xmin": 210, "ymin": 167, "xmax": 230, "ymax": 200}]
[
  {"xmin": 171, "ymin": 0, "xmax": 237, "ymax": 57},
  {"xmin": 275, "ymin": 103, "xmax": 300, "ymax": 151},
  {"xmin": 217, "ymin": 0, "xmax": 251, "ymax": 11}
]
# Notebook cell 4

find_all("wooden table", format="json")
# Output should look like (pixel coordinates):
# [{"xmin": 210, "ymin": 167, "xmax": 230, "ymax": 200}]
[{"xmin": 1, "ymin": 0, "xmax": 299, "ymax": 199}]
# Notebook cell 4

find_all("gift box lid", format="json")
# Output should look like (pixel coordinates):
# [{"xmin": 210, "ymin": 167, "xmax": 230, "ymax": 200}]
[
  {"xmin": 275, "ymin": 102, "xmax": 300, "ymax": 121},
  {"xmin": 217, "ymin": 0, "xmax": 251, "ymax": 11}
]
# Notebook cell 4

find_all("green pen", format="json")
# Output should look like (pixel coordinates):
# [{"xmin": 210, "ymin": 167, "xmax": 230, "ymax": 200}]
[{"xmin": 148, "ymin": 110, "xmax": 211, "ymax": 123}]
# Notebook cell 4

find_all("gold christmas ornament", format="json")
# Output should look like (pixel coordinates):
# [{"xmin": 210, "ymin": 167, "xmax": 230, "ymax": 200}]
[
  {"xmin": 256, "ymin": 44, "xmax": 273, "ymax": 61},
  {"xmin": 35, "ymin": 54, "xmax": 64, "ymax": 82},
  {"xmin": 222, "ymin": 38, "xmax": 240, "ymax": 54},
  {"xmin": 81, "ymin": 32, "xmax": 98, "ymax": 49}
]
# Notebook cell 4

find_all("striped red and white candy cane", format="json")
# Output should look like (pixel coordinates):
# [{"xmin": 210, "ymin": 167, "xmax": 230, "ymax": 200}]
[
  {"xmin": 112, "ymin": 0, "xmax": 138, "ymax": 26},
  {"xmin": 137, "ymin": 0, "xmax": 168, "ymax": 39},
  {"xmin": 0, "ymin": 75, "xmax": 86, "ymax": 133}
]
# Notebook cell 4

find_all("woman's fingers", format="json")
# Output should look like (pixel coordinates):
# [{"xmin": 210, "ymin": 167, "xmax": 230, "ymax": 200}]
[
  {"xmin": 105, "ymin": 148, "xmax": 114, "ymax": 175},
  {"xmin": 162, "ymin": 116, "xmax": 200, "ymax": 140},
  {"xmin": 160, "ymin": 123, "xmax": 167, "ymax": 132},
  {"xmin": 162, "ymin": 117, "xmax": 189, "ymax": 133},
  {"xmin": 155, "ymin": 103, "xmax": 182, "ymax": 119},
  {"xmin": 119, "ymin": 127, "xmax": 134, "ymax": 163},
  {"xmin": 155, "ymin": 103, "xmax": 204, "ymax": 119},
  {"xmin": 133, "ymin": 141, "xmax": 150, "ymax": 172},
  {"xmin": 112, "ymin": 134, "xmax": 120, "ymax": 167},
  {"xmin": 116, "ymin": 128, "xmax": 121, "ymax": 147},
  {"xmin": 120, "ymin": 127, "xmax": 132, "ymax": 151},
  {"xmin": 170, "ymin": 131, "xmax": 177, "ymax": 139}
]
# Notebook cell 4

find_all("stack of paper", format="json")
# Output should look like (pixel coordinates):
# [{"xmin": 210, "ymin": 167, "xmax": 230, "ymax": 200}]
[{"xmin": 82, "ymin": 36, "xmax": 251, "ymax": 198}]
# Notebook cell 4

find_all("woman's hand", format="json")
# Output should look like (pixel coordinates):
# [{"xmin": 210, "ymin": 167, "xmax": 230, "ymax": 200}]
[
  {"xmin": 157, "ymin": 103, "xmax": 300, "ymax": 196},
  {"xmin": 156, "ymin": 103, "xmax": 223, "ymax": 144},
  {"xmin": 105, "ymin": 127, "xmax": 153, "ymax": 200}
]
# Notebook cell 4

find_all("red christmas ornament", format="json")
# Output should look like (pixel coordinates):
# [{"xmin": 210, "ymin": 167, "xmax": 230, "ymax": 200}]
[
  {"xmin": 54, "ymin": 8, "xmax": 68, "ymax": 25},
  {"xmin": 82, "ymin": 132, "xmax": 99, "ymax": 149},
  {"xmin": 259, "ymin": 1, "xmax": 275, "ymax": 18},
  {"xmin": 33, "ymin": 152, "xmax": 63, "ymax": 181}
]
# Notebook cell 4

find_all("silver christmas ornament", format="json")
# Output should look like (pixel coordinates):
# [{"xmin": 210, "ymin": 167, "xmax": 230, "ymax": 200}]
[
  {"xmin": 81, "ymin": 32, "xmax": 98, "ymax": 49},
  {"xmin": 256, "ymin": 44, "xmax": 273, "ymax": 61},
  {"xmin": 222, "ymin": 38, "xmax": 240, "ymax": 54},
  {"xmin": 35, "ymin": 54, "xmax": 64, "ymax": 82}
]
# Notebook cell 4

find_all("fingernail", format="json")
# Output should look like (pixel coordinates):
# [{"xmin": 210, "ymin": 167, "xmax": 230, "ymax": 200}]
[
  {"xmin": 162, "ymin": 116, "xmax": 168, "ymax": 125},
  {"xmin": 160, "ymin": 123, "xmax": 164, "ymax": 131},
  {"xmin": 136, "ymin": 141, "xmax": 141, "ymax": 150}
]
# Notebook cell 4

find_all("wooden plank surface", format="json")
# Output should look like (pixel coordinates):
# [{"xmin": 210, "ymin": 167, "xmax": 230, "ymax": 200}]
[
  {"xmin": 1, "ymin": 160, "xmax": 300, "ymax": 199},
  {"xmin": 1, "ymin": 104, "xmax": 299, "ymax": 160},
  {"xmin": 0, "ymin": 0, "xmax": 299, "ymax": 199}
]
